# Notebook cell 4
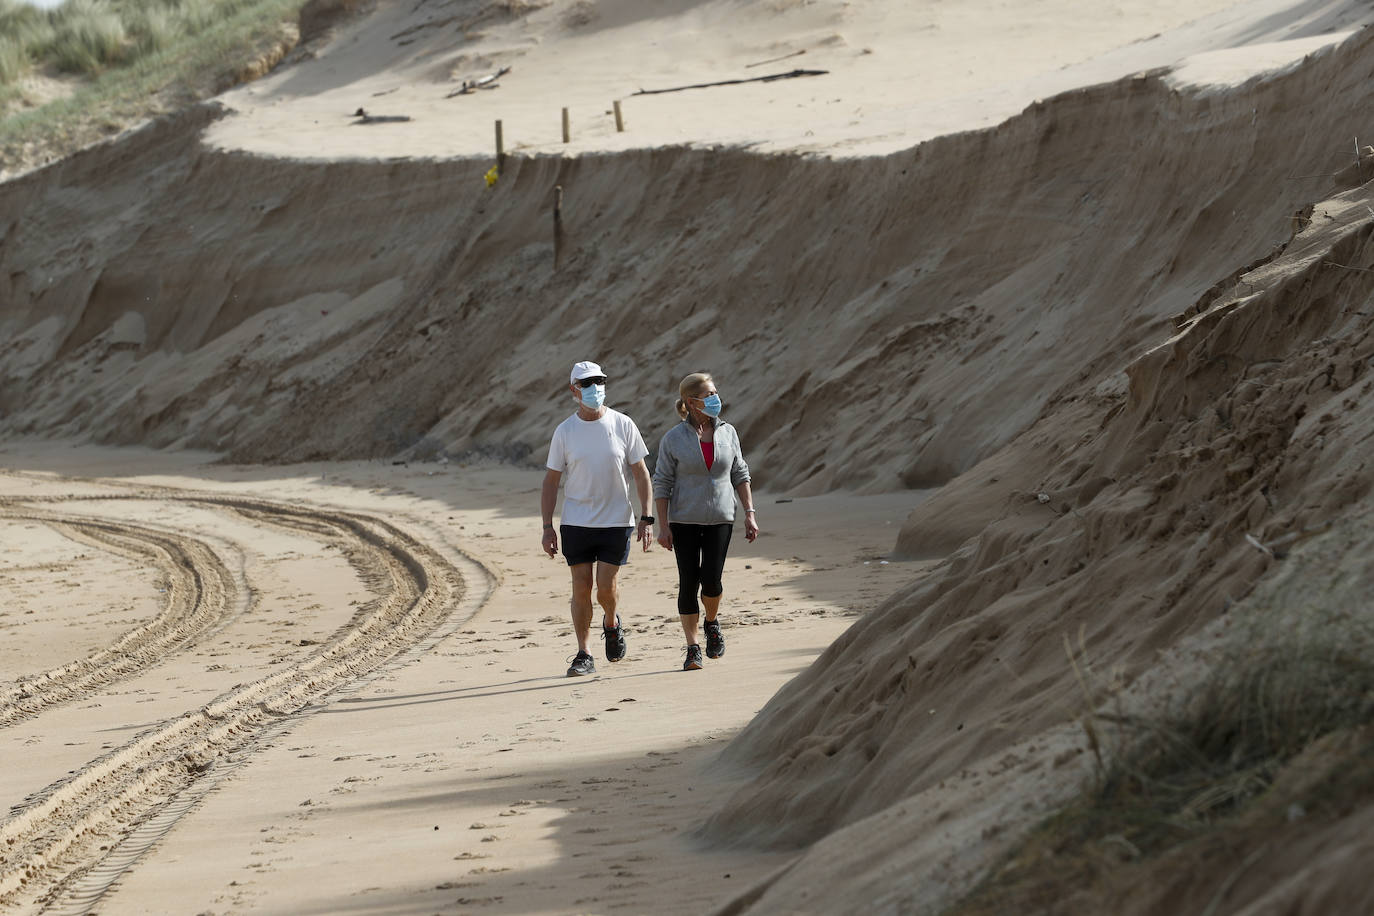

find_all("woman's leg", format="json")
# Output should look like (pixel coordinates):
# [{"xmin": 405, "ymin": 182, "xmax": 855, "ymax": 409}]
[
  {"xmin": 698, "ymin": 524, "xmax": 734, "ymax": 619},
  {"xmin": 671, "ymin": 523, "xmax": 705, "ymax": 646},
  {"xmin": 699, "ymin": 524, "xmax": 733, "ymax": 658}
]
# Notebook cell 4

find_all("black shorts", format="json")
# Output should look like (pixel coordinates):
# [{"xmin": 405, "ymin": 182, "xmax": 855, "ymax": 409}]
[{"xmin": 561, "ymin": 525, "xmax": 632, "ymax": 567}]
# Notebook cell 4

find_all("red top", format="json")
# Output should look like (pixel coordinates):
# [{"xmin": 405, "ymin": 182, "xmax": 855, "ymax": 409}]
[{"xmin": 700, "ymin": 441, "xmax": 715, "ymax": 471}]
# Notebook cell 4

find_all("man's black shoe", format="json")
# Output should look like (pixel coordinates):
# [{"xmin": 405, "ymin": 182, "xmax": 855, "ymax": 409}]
[
  {"xmin": 567, "ymin": 650, "xmax": 596, "ymax": 677},
  {"xmin": 682, "ymin": 644, "xmax": 704, "ymax": 671},
  {"xmin": 603, "ymin": 617, "xmax": 627, "ymax": 662},
  {"xmin": 704, "ymin": 619, "xmax": 724, "ymax": 659}
]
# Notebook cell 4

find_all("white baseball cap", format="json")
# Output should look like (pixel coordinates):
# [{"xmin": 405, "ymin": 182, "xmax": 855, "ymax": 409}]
[{"xmin": 570, "ymin": 361, "xmax": 605, "ymax": 383}]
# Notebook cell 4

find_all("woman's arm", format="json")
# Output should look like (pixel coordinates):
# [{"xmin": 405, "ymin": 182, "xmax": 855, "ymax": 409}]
[
  {"xmin": 728, "ymin": 426, "xmax": 751, "ymax": 487},
  {"xmin": 653, "ymin": 432, "xmax": 677, "ymax": 550},
  {"xmin": 735, "ymin": 479, "xmax": 758, "ymax": 542},
  {"xmin": 655, "ymin": 496, "xmax": 672, "ymax": 550}
]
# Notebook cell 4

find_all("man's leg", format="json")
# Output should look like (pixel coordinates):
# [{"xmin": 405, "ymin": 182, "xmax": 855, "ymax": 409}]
[
  {"xmin": 594, "ymin": 561, "xmax": 620, "ymax": 629},
  {"xmin": 570, "ymin": 562, "xmax": 595, "ymax": 653}
]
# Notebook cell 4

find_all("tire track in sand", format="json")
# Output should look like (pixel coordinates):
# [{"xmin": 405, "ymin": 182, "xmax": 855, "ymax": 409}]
[
  {"xmin": 0, "ymin": 508, "xmax": 241, "ymax": 729},
  {"xmin": 0, "ymin": 493, "xmax": 491, "ymax": 913}
]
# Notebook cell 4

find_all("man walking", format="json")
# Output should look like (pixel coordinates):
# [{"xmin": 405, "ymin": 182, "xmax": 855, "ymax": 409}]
[{"xmin": 542, "ymin": 361, "xmax": 654, "ymax": 676}]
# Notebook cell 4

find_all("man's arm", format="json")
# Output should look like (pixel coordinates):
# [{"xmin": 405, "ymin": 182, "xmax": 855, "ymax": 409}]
[
  {"xmin": 630, "ymin": 460, "xmax": 653, "ymax": 551},
  {"xmin": 541, "ymin": 468, "xmax": 562, "ymax": 558}
]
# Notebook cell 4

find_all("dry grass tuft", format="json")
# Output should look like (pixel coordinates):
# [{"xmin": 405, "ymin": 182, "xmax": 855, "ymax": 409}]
[
  {"xmin": 949, "ymin": 580, "xmax": 1374, "ymax": 914},
  {"xmin": 0, "ymin": 0, "xmax": 316, "ymax": 174}
]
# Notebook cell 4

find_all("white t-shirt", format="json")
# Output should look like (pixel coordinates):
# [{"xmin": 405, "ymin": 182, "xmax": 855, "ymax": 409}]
[{"xmin": 547, "ymin": 408, "xmax": 649, "ymax": 528}]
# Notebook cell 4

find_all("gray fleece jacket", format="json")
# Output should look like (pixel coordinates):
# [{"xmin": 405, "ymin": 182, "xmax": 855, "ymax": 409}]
[{"xmin": 652, "ymin": 418, "xmax": 751, "ymax": 524}]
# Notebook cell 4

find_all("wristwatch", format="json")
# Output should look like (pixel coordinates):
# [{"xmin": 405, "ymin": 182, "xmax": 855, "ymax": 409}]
[{"xmin": 640, "ymin": 515, "xmax": 655, "ymax": 524}]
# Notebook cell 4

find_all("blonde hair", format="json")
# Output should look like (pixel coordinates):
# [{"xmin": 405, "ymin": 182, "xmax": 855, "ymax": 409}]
[{"xmin": 675, "ymin": 372, "xmax": 714, "ymax": 419}]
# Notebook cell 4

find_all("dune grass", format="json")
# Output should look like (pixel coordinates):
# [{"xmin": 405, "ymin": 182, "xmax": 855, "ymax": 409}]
[
  {"xmin": 948, "ymin": 596, "xmax": 1374, "ymax": 914},
  {"xmin": 0, "ymin": 0, "xmax": 281, "ymax": 82},
  {"xmin": 0, "ymin": 0, "xmax": 308, "ymax": 172}
]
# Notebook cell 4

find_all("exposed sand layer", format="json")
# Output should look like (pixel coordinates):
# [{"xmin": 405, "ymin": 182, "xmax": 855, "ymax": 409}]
[
  {"xmin": 6, "ymin": 24, "xmax": 1374, "ymax": 495},
  {"xmin": 6, "ymin": 0, "xmax": 1374, "ymax": 912}
]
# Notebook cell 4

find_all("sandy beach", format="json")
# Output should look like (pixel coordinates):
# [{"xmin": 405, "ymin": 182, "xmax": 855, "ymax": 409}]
[{"xmin": 1, "ymin": 442, "xmax": 925, "ymax": 913}]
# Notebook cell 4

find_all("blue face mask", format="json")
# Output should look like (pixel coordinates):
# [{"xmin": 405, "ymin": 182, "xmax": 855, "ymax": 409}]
[
  {"xmin": 700, "ymin": 393, "xmax": 722, "ymax": 417},
  {"xmin": 580, "ymin": 384, "xmax": 605, "ymax": 410}
]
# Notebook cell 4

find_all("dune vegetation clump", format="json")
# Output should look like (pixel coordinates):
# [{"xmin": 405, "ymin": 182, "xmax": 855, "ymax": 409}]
[
  {"xmin": 46, "ymin": 0, "xmax": 130, "ymax": 74},
  {"xmin": 0, "ymin": 0, "xmax": 311, "ymax": 174},
  {"xmin": 0, "ymin": 0, "xmax": 280, "ymax": 83},
  {"xmin": 952, "ymin": 535, "xmax": 1374, "ymax": 915}
]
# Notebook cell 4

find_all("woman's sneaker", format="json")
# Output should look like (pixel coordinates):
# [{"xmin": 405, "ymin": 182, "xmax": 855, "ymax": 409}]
[
  {"xmin": 682, "ymin": 644, "xmax": 704, "ymax": 671},
  {"xmin": 704, "ymin": 619, "xmax": 725, "ymax": 659},
  {"xmin": 603, "ymin": 617, "xmax": 627, "ymax": 662},
  {"xmin": 567, "ymin": 650, "xmax": 596, "ymax": 677}
]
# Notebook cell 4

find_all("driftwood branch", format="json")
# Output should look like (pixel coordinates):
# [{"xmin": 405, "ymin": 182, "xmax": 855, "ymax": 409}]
[
  {"xmin": 446, "ymin": 66, "xmax": 512, "ymax": 98},
  {"xmin": 632, "ymin": 68, "xmax": 828, "ymax": 96},
  {"xmin": 745, "ymin": 49, "xmax": 805, "ymax": 69}
]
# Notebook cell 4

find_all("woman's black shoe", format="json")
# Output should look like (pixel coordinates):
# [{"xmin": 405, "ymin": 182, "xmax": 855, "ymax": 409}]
[{"xmin": 704, "ymin": 619, "xmax": 724, "ymax": 659}]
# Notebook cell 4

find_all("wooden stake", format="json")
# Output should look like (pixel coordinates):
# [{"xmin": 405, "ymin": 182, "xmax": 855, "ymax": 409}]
[
  {"xmin": 495, "ymin": 119, "xmax": 505, "ymax": 172},
  {"xmin": 562, "ymin": 107, "xmax": 570, "ymax": 143},
  {"xmin": 553, "ymin": 184, "xmax": 565, "ymax": 270},
  {"xmin": 613, "ymin": 100, "xmax": 624, "ymax": 132}
]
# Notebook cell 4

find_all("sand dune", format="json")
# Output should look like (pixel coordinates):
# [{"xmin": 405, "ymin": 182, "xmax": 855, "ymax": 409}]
[{"xmin": 5, "ymin": 0, "xmax": 1374, "ymax": 912}]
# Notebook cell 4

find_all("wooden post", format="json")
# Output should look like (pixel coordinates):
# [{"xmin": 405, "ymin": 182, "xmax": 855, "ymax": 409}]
[
  {"xmin": 553, "ymin": 184, "xmax": 565, "ymax": 270},
  {"xmin": 613, "ymin": 100, "xmax": 624, "ymax": 132},
  {"xmin": 561, "ymin": 107, "xmax": 570, "ymax": 144},
  {"xmin": 495, "ymin": 119, "xmax": 505, "ymax": 172}
]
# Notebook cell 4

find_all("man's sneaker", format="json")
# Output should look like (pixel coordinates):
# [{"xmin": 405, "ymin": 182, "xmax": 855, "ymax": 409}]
[
  {"xmin": 704, "ymin": 619, "xmax": 725, "ymax": 659},
  {"xmin": 682, "ymin": 644, "xmax": 704, "ymax": 671},
  {"xmin": 603, "ymin": 617, "xmax": 627, "ymax": 662},
  {"xmin": 567, "ymin": 650, "xmax": 596, "ymax": 677}
]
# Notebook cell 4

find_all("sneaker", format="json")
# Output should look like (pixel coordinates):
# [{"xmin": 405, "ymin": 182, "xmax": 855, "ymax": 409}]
[
  {"xmin": 603, "ymin": 617, "xmax": 627, "ymax": 662},
  {"xmin": 682, "ymin": 644, "xmax": 703, "ymax": 671},
  {"xmin": 704, "ymin": 619, "xmax": 724, "ymax": 659},
  {"xmin": 567, "ymin": 650, "xmax": 596, "ymax": 677}
]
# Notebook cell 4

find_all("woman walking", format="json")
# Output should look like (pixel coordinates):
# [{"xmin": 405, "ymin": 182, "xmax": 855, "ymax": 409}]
[{"xmin": 652, "ymin": 372, "xmax": 758, "ymax": 670}]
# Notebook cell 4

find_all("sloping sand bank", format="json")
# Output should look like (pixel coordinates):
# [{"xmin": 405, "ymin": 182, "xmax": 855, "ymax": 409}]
[{"xmin": 5, "ymin": 25, "xmax": 1374, "ymax": 495}]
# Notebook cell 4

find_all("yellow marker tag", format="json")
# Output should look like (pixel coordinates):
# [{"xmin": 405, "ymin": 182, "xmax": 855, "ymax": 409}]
[{"xmin": 484, "ymin": 165, "xmax": 499, "ymax": 187}]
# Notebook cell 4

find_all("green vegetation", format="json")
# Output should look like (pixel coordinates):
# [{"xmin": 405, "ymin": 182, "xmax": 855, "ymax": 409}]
[
  {"xmin": 950, "ymin": 593, "xmax": 1374, "ymax": 914},
  {"xmin": 1, "ymin": 0, "xmax": 310, "ymax": 173},
  {"xmin": 0, "ymin": 0, "xmax": 286, "ymax": 83}
]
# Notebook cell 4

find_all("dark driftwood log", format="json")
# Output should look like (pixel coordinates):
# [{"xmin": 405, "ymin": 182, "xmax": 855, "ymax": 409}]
[
  {"xmin": 351, "ymin": 107, "xmax": 412, "ymax": 123},
  {"xmin": 632, "ymin": 68, "xmax": 827, "ymax": 96}
]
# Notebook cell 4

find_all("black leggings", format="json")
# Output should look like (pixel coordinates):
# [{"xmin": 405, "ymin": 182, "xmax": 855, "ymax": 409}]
[{"xmin": 670, "ymin": 522, "xmax": 733, "ymax": 615}]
